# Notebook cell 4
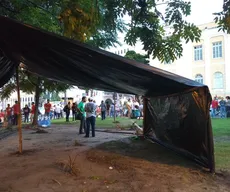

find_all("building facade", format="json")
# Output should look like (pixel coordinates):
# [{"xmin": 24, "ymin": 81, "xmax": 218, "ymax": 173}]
[
  {"xmin": 110, "ymin": 22, "xmax": 230, "ymax": 97},
  {"xmin": 150, "ymin": 22, "xmax": 230, "ymax": 97}
]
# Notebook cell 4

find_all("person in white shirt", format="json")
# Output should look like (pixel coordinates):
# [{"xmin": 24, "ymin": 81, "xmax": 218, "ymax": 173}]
[
  {"xmin": 126, "ymin": 98, "xmax": 132, "ymax": 117},
  {"xmin": 132, "ymin": 100, "xmax": 140, "ymax": 110},
  {"xmin": 55, "ymin": 104, "xmax": 61, "ymax": 119},
  {"xmin": 84, "ymin": 98, "xmax": 97, "ymax": 137}
]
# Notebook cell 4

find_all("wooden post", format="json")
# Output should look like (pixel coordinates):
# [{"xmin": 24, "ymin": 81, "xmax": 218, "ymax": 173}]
[
  {"xmin": 143, "ymin": 97, "xmax": 148, "ymax": 135},
  {"xmin": 16, "ymin": 66, "xmax": 23, "ymax": 153}
]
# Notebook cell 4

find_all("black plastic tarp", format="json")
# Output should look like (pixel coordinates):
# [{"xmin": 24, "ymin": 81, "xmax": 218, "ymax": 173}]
[{"xmin": 0, "ymin": 16, "xmax": 215, "ymax": 171}]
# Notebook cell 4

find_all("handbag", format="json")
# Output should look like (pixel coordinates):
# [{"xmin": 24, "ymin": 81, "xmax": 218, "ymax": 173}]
[{"xmin": 76, "ymin": 112, "xmax": 83, "ymax": 120}]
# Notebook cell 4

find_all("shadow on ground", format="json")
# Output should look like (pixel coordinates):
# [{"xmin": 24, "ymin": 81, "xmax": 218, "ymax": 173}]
[{"xmin": 94, "ymin": 138, "xmax": 207, "ymax": 170}]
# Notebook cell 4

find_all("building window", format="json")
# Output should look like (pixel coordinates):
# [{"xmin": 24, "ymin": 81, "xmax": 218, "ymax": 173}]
[
  {"xmin": 213, "ymin": 41, "xmax": 222, "ymax": 58},
  {"xmin": 118, "ymin": 51, "xmax": 120, "ymax": 55},
  {"xmin": 194, "ymin": 45, "xmax": 203, "ymax": 61},
  {"xmin": 195, "ymin": 74, "xmax": 203, "ymax": 84},
  {"xmin": 121, "ymin": 50, "xmax": 123, "ymax": 54},
  {"xmin": 124, "ymin": 49, "xmax": 126, "ymax": 53},
  {"xmin": 213, "ymin": 72, "xmax": 224, "ymax": 89}
]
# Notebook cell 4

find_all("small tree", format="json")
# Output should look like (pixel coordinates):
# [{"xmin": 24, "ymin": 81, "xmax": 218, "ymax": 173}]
[
  {"xmin": 0, "ymin": 67, "xmax": 71, "ymax": 126},
  {"xmin": 125, "ymin": 50, "xmax": 150, "ymax": 64}
]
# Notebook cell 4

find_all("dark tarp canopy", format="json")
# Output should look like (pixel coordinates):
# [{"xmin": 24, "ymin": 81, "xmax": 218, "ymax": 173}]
[{"xmin": 0, "ymin": 16, "xmax": 215, "ymax": 172}]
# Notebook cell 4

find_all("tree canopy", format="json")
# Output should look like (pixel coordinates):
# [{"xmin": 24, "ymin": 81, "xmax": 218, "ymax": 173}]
[
  {"xmin": 125, "ymin": 50, "xmax": 150, "ymax": 64},
  {"xmin": 214, "ymin": 0, "xmax": 230, "ymax": 34},
  {"xmin": 1, "ymin": 1, "xmax": 230, "ymax": 65},
  {"xmin": 1, "ymin": 0, "xmax": 202, "ymax": 62}
]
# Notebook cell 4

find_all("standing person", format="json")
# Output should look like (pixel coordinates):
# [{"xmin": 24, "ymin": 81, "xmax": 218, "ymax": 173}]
[
  {"xmin": 211, "ymin": 97, "xmax": 218, "ymax": 118},
  {"xmin": 53, "ymin": 105, "xmax": 57, "ymax": 119},
  {"xmin": 78, "ymin": 96, "xmax": 87, "ymax": 134},
  {"xmin": 84, "ymin": 98, "xmax": 97, "ymax": 138},
  {"xmin": 219, "ymin": 97, "xmax": 226, "ymax": 118},
  {"xmin": 106, "ymin": 102, "xmax": 110, "ymax": 117},
  {"xmin": 30, "ymin": 102, "xmax": 35, "ymax": 123},
  {"xmin": 63, "ymin": 102, "xmax": 71, "ymax": 122},
  {"xmin": 23, "ymin": 104, "xmax": 30, "ymax": 123},
  {"xmin": 0, "ymin": 110, "xmax": 4, "ymax": 124},
  {"xmin": 55, "ymin": 104, "xmax": 61, "ymax": 119},
  {"xmin": 44, "ymin": 99, "xmax": 52, "ymax": 117},
  {"xmin": 12, "ymin": 101, "xmax": 20, "ymax": 125},
  {"xmin": 126, "ymin": 99, "xmax": 132, "ymax": 118},
  {"xmin": 6, "ymin": 104, "xmax": 12, "ymax": 125},
  {"xmin": 72, "ymin": 102, "xmax": 77, "ymax": 121},
  {"xmin": 110, "ymin": 103, "xmax": 114, "ymax": 117},
  {"xmin": 100, "ymin": 100, "xmax": 106, "ymax": 120},
  {"xmin": 226, "ymin": 96, "xmax": 230, "ymax": 118}
]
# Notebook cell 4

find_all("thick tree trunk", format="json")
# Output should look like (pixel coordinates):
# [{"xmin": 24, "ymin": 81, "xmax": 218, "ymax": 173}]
[{"xmin": 32, "ymin": 77, "xmax": 41, "ymax": 126}]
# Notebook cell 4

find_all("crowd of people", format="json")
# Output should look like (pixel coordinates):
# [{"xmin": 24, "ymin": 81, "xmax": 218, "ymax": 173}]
[
  {"xmin": 211, "ymin": 96, "xmax": 230, "ymax": 118},
  {"xmin": 0, "ymin": 96, "xmax": 143, "ymax": 138},
  {"xmin": 0, "ymin": 101, "xmax": 36, "ymax": 126}
]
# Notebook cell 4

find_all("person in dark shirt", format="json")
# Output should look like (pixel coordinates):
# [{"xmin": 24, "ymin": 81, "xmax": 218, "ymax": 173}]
[
  {"xmin": 100, "ymin": 101, "xmax": 106, "ymax": 120},
  {"xmin": 23, "ymin": 104, "xmax": 30, "ymax": 123},
  {"xmin": 219, "ymin": 97, "xmax": 226, "ymax": 118},
  {"xmin": 72, "ymin": 102, "xmax": 77, "ymax": 121},
  {"xmin": 63, "ymin": 102, "xmax": 71, "ymax": 122}
]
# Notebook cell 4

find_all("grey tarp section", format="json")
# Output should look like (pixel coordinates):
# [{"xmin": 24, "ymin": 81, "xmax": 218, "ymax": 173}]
[{"xmin": 0, "ymin": 16, "xmax": 215, "ymax": 172}]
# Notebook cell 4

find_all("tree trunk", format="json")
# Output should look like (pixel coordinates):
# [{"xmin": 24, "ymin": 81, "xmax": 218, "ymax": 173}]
[{"xmin": 32, "ymin": 77, "xmax": 41, "ymax": 126}]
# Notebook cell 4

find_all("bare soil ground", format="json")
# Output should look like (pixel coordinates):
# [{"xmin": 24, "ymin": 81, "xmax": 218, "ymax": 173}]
[{"xmin": 0, "ymin": 125, "xmax": 229, "ymax": 192}]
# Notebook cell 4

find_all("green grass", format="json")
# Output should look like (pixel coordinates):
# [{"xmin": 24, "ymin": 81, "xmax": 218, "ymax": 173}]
[
  {"xmin": 51, "ymin": 117, "xmax": 143, "ymax": 129},
  {"xmin": 51, "ymin": 117, "xmax": 230, "ymax": 170},
  {"xmin": 212, "ymin": 118, "xmax": 230, "ymax": 170}
]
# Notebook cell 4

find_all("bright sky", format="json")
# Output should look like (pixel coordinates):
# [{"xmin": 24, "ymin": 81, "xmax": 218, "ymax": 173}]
[
  {"xmin": 111, "ymin": 0, "xmax": 224, "ymax": 48},
  {"xmin": 186, "ymin": 0, "xmax": 223, "ymax": 25}
]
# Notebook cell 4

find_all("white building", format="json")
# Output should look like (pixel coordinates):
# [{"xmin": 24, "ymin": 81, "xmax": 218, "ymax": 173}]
[{"xmin": 109, "ymin": 22, "xmax": 230, "ymax": 97}]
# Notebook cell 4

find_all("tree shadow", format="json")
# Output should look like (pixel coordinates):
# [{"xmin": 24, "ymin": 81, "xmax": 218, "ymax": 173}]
[{"xmin": 95, "ymin": 138, "xmax": 205, "ymax": 171}]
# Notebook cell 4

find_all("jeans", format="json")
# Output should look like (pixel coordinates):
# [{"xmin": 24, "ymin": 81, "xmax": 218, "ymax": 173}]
[
  {"xmin": 211, "ymin": 108, "xmax": 216, "ymax": 118},
  {"xmin": 13, "ymin": 114, "xmax": 18, "ymax": 125},
  {"xmin": 101, "ymin": 111, "xmax": 106, "ymax": 120},
  {"xmin": 66, "ymin": 112, "xmax": 70, "ymax": 122},
  {"xmin": 24, "ymin": 113, "xmax": 29, "ymax": 123},
  {"xmin": 45, "ymin": 112, "xmax": 50, "ymax": 117},
  {"xmin": 79, "ymin": 116, "xmax": 86, "ymax": 134},
  {"xmin": 110, "ymin": 110, "xmax": 114, "ymax": 117},
  {"xmin": 7, "ymin": 116, "xmax": 12, "ymax": 125},
  {"xmin": 72, "ymin": 112, "xmax": 77, "ymax": 121},
  {"xmin": 86, "ymin": 116, "xmax": 96, "ymax": 137},
  {"xmin": 220, "ymin": 107, "xmax": 226, "ymax": 118}
]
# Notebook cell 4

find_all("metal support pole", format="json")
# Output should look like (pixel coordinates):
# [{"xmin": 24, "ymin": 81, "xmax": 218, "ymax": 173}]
[{"xmin": 16, "ymin": 67, "xmax": 22, "ymax": 153}]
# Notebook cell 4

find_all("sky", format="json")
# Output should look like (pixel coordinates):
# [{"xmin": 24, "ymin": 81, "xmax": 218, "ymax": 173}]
[
  {"xmin": 185, "ymin": 0, "xmax": 223, "ymax": 25},
  {"xmin": 109, "ymin": 0, "xmax": 224, "ymax": 50}
]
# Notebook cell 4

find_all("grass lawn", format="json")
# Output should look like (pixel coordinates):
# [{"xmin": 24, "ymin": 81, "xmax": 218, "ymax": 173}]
[
  {"xmin": 51, "ymin": 117, "xmax": 230, "ymax": 170},
  {"xmin": 51, "ymin": 117, "xmax": 143, "ymax": 129},
  {"xmin": 212, "ymin": 118, "xmax": 230, "ymax": 170}
]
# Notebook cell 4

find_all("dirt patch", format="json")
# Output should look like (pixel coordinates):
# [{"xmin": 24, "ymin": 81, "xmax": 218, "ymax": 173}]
[
  {"xmin": 31, "ymin": 129, "xmax": 49, "ymax": 134},
  {"xmin": 0, "ymin": 125, "xmax": 229, "ymax": 192},
  {"xmin": 9, "ymin": 149, "xmax": 42, "ymax": 156}
]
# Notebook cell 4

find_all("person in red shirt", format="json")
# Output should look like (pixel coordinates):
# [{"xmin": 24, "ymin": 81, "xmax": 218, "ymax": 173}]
[
  {"xmin": 6, "ymin": 104, "xmax": 12, "ymax": 125},
  {"xmin": 44, "ymin": 99, "xmax": 51, "ymax": 117},
  {"xmin": 0, "ymin": 110, "xmax": 5, "ymax": 123},
  {"xmin": 30, "ymin": 102, "xmax": 35, "ymax": 122},
  {"xmin": 211, "ymin": 97, "xmax": 218, "ymax": 118},
  {"xmin": 13, "ymin": 101, "xmax": 20, "ymax": 125}
]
